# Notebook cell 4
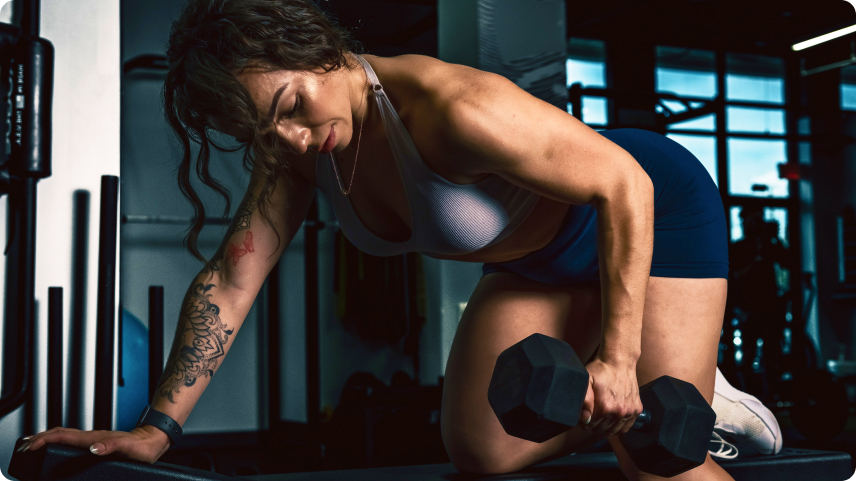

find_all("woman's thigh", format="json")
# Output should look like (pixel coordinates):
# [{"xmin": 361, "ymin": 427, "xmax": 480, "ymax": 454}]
[
  {"xmin": 441, "ymin": 272, "xmax": 605, "ymax": 474},
  {"xmin": 609, "ymin": 276, "xmax": 731, "ymax": 481}
]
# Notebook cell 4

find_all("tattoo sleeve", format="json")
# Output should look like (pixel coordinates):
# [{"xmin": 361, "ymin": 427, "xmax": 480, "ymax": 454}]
[{"xmin": 156, "ymin": 283, "xmax": 234, "ymax": 403}]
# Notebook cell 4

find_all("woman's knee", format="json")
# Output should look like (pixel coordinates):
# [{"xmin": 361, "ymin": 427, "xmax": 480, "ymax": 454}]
[
  {"xmin": 440, "ymin": 273, "xmax": 605, "ymax": 474},
  {"xmin": 441, "ymin": 427, "xmax": 527, "ymax": 474},
  {"xmin": 613, "ymin": 450, "xmax": 727, "ymax": 481},
  {"xmin": 442, "ymin": 416, "xmax": 606, "ymax": 474}
]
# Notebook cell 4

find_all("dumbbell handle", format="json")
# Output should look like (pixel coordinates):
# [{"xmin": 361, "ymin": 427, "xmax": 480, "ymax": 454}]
[
  {"xmin": 586, "ymin": 409, "xmax": 651, "ymax": 430},
  {"xmin": 632, "ymin": 410, "xmax": 651, "ymax": 431}
]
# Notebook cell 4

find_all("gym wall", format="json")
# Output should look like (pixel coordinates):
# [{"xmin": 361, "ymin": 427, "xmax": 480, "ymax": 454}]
[{"xmin": 0, "ymin": 0, "xmax": 121, "ymax": 476}]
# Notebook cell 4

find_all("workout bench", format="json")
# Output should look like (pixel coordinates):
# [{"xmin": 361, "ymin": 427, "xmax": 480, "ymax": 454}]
[{"xmin": 8, "ymin": 439, "xmax": 853, "ymax": 481}]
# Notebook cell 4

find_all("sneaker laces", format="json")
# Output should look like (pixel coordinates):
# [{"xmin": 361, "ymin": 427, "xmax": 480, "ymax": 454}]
[{"xmin": 709, "ymin": 431, "xmax": 739, "ymax": 460}]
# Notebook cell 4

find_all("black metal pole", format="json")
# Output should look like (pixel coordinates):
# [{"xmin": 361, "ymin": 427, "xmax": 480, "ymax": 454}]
[
  {"xmin": 47, "ymin": 287, "xmax": 62, "ymax": 429},
  {"xmin": 267, "ymin": 263, "xmax": 281, "ymax": 430},
  {"xmin": 306, "ymin": 201, "xmax": 319, "ymax": 426},
  {"xmin": 0, "ymin": 179, "xmax": 35, "ymax": 425},
  {"xmin": 715, "ymin": 51, "xmax": 729, "ymax": 222},
  {"xmin": 0, "ymin": 0, "xmax": 51, "ymax": 425},
  {"xmin": 19, "ymin": 0, "xmax": 38, "ymax": 38},
  {"xmin": 20, "ymin": 180, "xmax": 36, "ymax": 435},
  {"xmin": 67, "ymin": 190, "xmax": 89, "ymax": 429},
  {"xmin": 569, "ymin": 83, "xmax": 583, "ymax": 121},
  {"xmin": 117, "ymin": 301, "xmax": 124, "ymax": 387},
  {"xmin": 0, "ymin": 184, "xmax": 23, "ymax": 408},
  {"xmin": 148, "ymin": 286, "xmax": 164, "ymax": 401},
  {"xmin": 93, "ymin": 176, "xmax": 119, "ymax": 430}
]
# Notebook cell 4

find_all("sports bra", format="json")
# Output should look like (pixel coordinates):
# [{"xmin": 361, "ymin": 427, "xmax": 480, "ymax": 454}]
[{"xmin": 315, "ymin": 55, "xmax": 541, "ymax": 257}]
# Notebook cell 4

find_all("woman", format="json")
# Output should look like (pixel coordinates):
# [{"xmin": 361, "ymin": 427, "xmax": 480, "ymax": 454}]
[{"xmin": 19, "ymin": 1, "xmax": 781, "ymax": 479}]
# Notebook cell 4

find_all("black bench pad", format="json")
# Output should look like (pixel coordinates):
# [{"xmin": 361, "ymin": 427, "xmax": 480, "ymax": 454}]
[
  {"xmin": 8, "ymin": 439, "xmax": 234, "ymax": 481},
  {"xmin": 248, "ymin": 448, "xmax": 853, "ymax": 481},
  {"xmin": 8, "ymin": 438, "xmax": 853, "ymax": 481}
]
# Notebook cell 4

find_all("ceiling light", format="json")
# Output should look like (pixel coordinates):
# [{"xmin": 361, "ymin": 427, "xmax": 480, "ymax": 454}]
[{"xmin": 792, "ymin": 23, "xmax": 856, "ymax": 51}]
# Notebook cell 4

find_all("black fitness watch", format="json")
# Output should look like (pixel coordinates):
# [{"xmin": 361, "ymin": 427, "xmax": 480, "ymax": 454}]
[{"xmin": 136, "ymin": 405, "xmax": 183, "ymax": 445}]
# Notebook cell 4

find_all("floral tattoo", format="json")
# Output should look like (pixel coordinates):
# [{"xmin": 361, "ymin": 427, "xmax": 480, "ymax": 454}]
[{"xmin": 157, "ymin": 283, "xmax": 233, "ymax": 403}]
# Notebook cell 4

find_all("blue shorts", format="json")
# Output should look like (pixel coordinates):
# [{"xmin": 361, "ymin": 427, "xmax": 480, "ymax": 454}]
[{"xmin": 482, "ymin": 128, "xmax": 729, "ymax": 285}]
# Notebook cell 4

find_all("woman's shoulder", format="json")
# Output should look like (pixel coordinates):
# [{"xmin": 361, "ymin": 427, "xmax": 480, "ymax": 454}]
[
  {"xmin": 368, "ymin": 54, "xmax": 510, "ymax": 182},
  {"xmin": 367, "ymin": 54, "xmax": 494, "ymax": 104}
]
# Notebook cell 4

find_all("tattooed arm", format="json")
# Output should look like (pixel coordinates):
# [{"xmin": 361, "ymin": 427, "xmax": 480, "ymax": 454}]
[
  {"xmin": 149, "ymin": 170, "xmax": 315, "ymax": 437},
  {"xmin": 17, "ymin": 173, "xmax": 315, "ymax": 463}
]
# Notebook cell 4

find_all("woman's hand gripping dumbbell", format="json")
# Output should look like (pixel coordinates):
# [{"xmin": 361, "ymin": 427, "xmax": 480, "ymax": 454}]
[{"xmin": 487, "ymin": 333, "xmax": 716, "ymax": 478}]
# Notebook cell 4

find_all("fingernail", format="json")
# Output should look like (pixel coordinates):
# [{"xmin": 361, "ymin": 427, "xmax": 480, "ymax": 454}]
[
  {"xmin": 584, "ymin": 416, "xmax": 592, "ymax": 425},
  {"xmin": 22, "ymin": 436, "xmax": 32, "ymax": 441},
  {"xmin": 18, "ymin": 443, "xmax": 30, "ymax": 453},
  {"xmin": 15, "ymin": 444, "xmax": 26, "ymax": 453},
  {"xmin": 90, "ymin": 443, "xmax": 105, "ymax": 455}
]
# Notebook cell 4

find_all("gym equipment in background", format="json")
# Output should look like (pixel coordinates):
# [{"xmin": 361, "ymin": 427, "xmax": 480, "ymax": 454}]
[
  {"xmin": 116, "ymin": 309, "xmax": 150, "ymax": 432},
  {"xmin": 40, "ymin": 176, "xmax": 120, "ymax": 434},
  {"xmin": 0, "ymin": 0, "xmax": 54, "ymax": 432}
]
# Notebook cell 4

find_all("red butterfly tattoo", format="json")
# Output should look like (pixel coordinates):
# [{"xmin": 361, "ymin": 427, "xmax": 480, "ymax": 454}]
[{"xmin": 227, "ymin": 231, "xmax": 255, "ymax": 266}]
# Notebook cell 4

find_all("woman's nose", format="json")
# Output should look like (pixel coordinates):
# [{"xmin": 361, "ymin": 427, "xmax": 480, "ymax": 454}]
[{"xmin": 281, "ymin": 126, "xmax": 311, "ymax": 155}]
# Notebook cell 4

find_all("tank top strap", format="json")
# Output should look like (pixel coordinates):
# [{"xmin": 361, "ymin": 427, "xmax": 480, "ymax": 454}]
[{"xmin": 354, "ymin": 54, "xmax": 384, "ymax": 93}]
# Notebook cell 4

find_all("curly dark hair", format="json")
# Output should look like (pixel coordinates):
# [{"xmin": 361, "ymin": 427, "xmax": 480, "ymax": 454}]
[{"xmin": 163, "ymin": 0, "xmax": 361, "ymax": 266}]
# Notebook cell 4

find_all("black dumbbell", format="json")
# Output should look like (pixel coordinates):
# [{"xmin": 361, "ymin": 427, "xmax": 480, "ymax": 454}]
[{"xmin": 487, "ymin": 333, "xmax": 716, "ymax": 478}]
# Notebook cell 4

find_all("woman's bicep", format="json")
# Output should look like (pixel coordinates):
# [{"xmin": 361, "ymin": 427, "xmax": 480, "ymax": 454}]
[{"xmin": 214, "ymin": 171, "xmax": 315, "ymax": 293}]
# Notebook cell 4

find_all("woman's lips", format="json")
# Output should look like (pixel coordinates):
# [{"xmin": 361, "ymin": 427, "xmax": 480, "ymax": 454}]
[{"xmin": 319, "ymin": 126, "xmax": 336, "ymax": 153}]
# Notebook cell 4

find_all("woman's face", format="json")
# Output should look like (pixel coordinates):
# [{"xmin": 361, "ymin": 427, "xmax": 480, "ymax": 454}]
[{"xmin": 212, "ymin": 61, "xmax": 364, "ymax": 158}]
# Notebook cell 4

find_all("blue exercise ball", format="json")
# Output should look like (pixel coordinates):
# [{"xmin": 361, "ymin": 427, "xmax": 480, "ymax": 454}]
[{"xmin": 116, "ymin": 309, "xmax": 150, "ymax": 431}]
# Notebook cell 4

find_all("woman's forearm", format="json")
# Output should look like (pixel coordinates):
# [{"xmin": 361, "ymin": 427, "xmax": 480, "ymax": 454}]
[
  {"xmin": 149, "ymin": 269, "xmax": 258, "ymax": 427},
  {"xmin": 595, "ymin": 171, "xmax": 654, "ymax": 366}
]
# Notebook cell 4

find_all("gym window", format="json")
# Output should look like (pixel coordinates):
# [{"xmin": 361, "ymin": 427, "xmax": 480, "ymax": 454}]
[
  {"xmin": 657, "ymin": 47, "xmax": 718, "ymax": 185},
  {"xmin": 566, "ymin": 38, "xmax": 607, "ymax": 126},
  {"xmin": 842, "ymin": 65, "xmax": 856, "ymax": 111},
  {"xmin": 567, "ymin": 42, "xmax": 794, "ymax": 245},
  {"xmin": 725, "ymin": 55, "xmax": 788, "ymax": 200}
]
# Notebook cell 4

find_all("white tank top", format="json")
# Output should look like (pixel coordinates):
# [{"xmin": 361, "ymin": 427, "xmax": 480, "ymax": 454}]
[{"xmin": 316, "ymin": 55, "xmax": 540, "ymax": 257}]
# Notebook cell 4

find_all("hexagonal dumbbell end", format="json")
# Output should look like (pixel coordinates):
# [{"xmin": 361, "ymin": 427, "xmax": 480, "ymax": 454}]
[
  {"xmin": 487, "ymin": 333, "xmax": 590, "ymax": 443},
  {"xmin": 619, "ymin": 376, "xmax": 716, "ymax": 478}
]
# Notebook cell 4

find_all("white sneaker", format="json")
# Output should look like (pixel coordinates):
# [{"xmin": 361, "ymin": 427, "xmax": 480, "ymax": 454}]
[{"xmin": 709, "ymin": 367, "xmax": 783, "ymax": 457}]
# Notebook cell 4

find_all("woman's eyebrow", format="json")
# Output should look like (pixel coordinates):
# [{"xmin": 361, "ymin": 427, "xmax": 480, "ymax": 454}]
[{"xmin": 268, "ymin": 83, "xmax": 289, "ymax": 122}]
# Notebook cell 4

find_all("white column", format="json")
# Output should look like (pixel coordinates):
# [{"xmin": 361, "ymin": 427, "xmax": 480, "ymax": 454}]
[{"xmin": 439, "ymin": 0, "xmax": 568, "ymax": 108}]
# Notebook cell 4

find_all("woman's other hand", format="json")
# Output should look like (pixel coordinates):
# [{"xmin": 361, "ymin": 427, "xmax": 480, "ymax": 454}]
[{"xmin": 16, "ymin": 425, "xmax": 172, "ymax": 464}]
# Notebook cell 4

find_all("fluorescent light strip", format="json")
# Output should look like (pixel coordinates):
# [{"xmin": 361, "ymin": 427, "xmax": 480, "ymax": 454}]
[{"xmin": 793, "ymin": 23, "xmax": 856, "ymax": 51}]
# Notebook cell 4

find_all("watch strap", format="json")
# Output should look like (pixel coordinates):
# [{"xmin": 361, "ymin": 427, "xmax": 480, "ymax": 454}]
[{"xmin": 136, "ymin": 405, "xmax": 182, "ymax": 444}]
